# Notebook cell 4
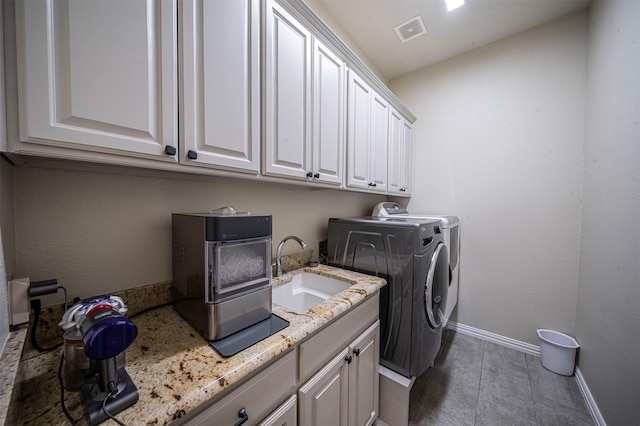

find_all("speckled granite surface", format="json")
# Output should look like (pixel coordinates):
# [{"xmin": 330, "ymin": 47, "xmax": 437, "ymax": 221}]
[
  {"xmin": 0, "ymin": 327, "xmax": 27, "ymax": 426},
  {"xmin": 13, "ymin": 265, "xmax": 385, "ymax": 425}
]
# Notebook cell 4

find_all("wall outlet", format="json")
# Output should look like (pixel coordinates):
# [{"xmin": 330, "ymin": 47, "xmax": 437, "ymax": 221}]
[{"xmin": 9, "ymin": 277, "xmax": 30, "ymax": 326}]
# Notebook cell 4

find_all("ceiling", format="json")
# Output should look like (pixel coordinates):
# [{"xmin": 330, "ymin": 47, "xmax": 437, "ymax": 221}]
[{"xmin": 314, "ymin": 0, "xmax": 591, "ymax": 81}]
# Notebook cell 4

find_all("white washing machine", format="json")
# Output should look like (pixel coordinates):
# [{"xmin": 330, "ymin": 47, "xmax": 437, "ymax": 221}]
[{"xmin": 373, "ymin": 202, "xmax": 460, "ymax": 326}]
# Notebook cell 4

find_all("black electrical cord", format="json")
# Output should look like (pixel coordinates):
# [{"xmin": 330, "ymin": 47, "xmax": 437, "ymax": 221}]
[
  {"xmin": 30, "ymin": 299, "xmax": 63, "ymax": 352},
  {"xmin": 128, "ymin": 301, "xmax": 174, "ymax": 319},
  {"xmin": 57, "ymin": 352, "xmax": 79, "ymax": 425},
  {"xmin": 102, "ymin": 382, "xmax": 127, "ymax": 426}
]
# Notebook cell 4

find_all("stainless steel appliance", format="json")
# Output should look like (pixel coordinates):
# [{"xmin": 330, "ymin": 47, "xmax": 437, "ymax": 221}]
[
  {"xmin": 328, "ymin": 216, "xmax": 449, "ymax": 378},
  {"xmin": 172, "ymin": 211, "xmax": 273, "ymax": 341}
]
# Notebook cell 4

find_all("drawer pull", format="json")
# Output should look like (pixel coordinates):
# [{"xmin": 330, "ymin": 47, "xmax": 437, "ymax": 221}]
[{"xmin": 234, "ymin": 408, "xmax": 248, "ymax": 426}]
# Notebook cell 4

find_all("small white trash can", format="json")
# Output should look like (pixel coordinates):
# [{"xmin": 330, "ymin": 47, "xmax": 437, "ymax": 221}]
[{"xmin": 537, "ymin": 329, "xmax": 579, "ymax": 376}]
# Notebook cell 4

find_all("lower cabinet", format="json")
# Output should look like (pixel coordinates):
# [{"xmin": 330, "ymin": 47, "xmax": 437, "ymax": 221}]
[
  {"xmin": 178, "ymin": 293, "xmax": 380, "ymax": 426},
  {"xmin": 299, "ymin": 321, "xmax": 380, "ymax": 426},
  {"xmin": 258, "ymin": 395, "xmax": 298, "ymax": 426},
  {"xmin": 176, "ymin": 350, "xmax": 297, "ymax": 425}
]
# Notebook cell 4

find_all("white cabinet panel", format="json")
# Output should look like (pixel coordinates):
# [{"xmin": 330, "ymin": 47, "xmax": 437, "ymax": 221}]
[
  {"xmin": 299, "ymin": 348, "xmax": 350, "ymax": 426},
  {"xmin": 347, "ymin": 69, "xmax": 386, "ymax": 192},
  {"xmin": 264, "ymin": 2, "xmax": 311, "ymax": 178},
  {"xmin": 258, "ymin": 395, "xmax": 297, "ymax": 426},
  {"xmin": 346, "ymin": 70, "xmax": 372, "ymax": 189},
  {"xmin": 312, "ymin": 38, "xmax": 344, "ymax": 185},
  {"xmin": 388, "ymin": 107, "xmax": 403, "ymax": 194},
  {"xmin": 348, "ymin": 321, "xmax": 380, "ymax": 426},
  {"xmin": 401, "ymin": 119, "xmax": 413, "ymax": 195},
  {"xmin": 388, "ymin": 106, "xmax": 413, "ymax": 195},
  {"xmin": 181, "ymin": 0, "xmax": 260, "ymax": 172},
  {"xmin": 299, "ymin": 319, "xmax": 380, "ymax": 426},
  {"xmin": 16, "ymin": 0, "xmax": 177, "ymax": 160},
  {"xmin": 370, "ymin": 92, "xmax": 389, "ymax": 192}
]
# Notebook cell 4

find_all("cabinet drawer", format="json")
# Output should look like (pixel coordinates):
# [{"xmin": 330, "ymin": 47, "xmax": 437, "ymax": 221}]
[
  {"xmin": 180, "ymin": 350, "xmax": 297, "ymax": 425},
  {"xmin": 299, "ymin": 292, "xmax": 379, "ymax": 382}
]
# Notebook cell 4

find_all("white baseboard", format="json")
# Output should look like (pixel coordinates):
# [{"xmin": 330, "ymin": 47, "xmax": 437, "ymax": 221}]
[
  {"xmin": 446, "ymin": 321, "xmax": 605, "ymax": 426},
  {"xmin": 446, "ymin": 320, "xmax": 540, "ymax": 355},
  {"xmin": 575, "ymin": 367, "xmax": 607, "ymax": 426}
]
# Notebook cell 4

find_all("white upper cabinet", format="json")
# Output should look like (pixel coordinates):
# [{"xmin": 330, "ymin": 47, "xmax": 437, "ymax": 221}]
[
  {"xmin": 15, "ymin": 0, "xmax": 178, "ymax": 161},
  {"xmin": 401, "ymin": 119, "xmax": 413, "ymax": 195},
  {"xmin": 311, "ymin": 38, "xmax": 345, "ymax": 185},
  {"xmin": 264, "ymin": 0, "xmax": 344, "ymax": 185},
  {"xmin": 388, "ymin": 106, "xmax": 412, "ymax": 195},
  {"xmin": 346, "ymin": 70, "xmax": 387, "ymax": 193},
  {"xmin": 181, "ymin": 0, "xmax": 260, "ymax": 172},
  {"xmin": 264, "ymin": 1, "xmax": 312, "ymax": 179}
]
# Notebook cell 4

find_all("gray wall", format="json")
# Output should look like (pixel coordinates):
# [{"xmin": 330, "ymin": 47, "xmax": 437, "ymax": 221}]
[
  {"xmin": 390, "ymin": 11, "xmax": 588, "ymax": 345},
  {"xmin": 575, "ymin": 0, "xmax": 640, "ymax": 424},
  {"xmin": 13, "ymin": 167, "xmax": 385, "ymax": 303}
]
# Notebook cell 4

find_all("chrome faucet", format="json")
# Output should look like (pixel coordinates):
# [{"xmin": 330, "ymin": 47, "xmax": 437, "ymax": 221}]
[{"xmin": 275, "ymin": 236, "xmax": 307, "ymax": 277}]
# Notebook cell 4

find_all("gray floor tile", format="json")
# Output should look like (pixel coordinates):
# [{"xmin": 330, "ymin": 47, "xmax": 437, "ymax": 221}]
[
  {"xmin": 414, "ymin": 402, "xmax": 473, "ymax": 426},
  {"xmin": 525, "ymin": 353, "xmax": 589, "ymax": 413},
  {"xmin": 406, "ymin": 331, "xmax": 594, "ymax": 426},
  {"xmin": 475, "ymin": 396, "xmax": 537, "ymax": 426},
  {"xmin": 533, "ymin": 394, "xmax": 595, "ymax": 426},
  {"xmin": 420, "ymin": 389, "xmax": 478, "ymax": 426},
  {"xmin": 483, "ymin": 341, "xmax": 528, "ymax": 371},
  {"xmin": 480, "ymin": 359, "xmax": 534, "ymax": 409}
]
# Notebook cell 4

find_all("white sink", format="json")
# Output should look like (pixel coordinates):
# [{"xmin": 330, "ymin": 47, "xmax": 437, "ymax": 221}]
[{"xmin": 272, "ymin": 272, "xmax": 353, "ymax": 312}]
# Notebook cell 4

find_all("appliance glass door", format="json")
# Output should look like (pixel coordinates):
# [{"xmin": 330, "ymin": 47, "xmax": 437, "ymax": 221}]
[
  {"xmin": 424, "ymin": 243, "xmax": 449, "ymax": 328},
  {"xmin": 207, "ymin": 237, "xmax": 271, "ymax": 302}
]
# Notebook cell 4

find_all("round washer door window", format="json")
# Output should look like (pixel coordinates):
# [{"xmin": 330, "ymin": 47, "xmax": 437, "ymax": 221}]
[{"xmin": 424, "ymin": 243, "xmax": 449, "ymax": 329}]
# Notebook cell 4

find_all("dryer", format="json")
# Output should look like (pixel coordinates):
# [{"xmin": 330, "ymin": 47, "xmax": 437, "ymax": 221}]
[
  {"xmin": 328, "ymin": 216, "xmax": 449, "ymax": 378},
  {"xmin": 373, "ymin": 202, "xmax": 460, "ymax": 326}
]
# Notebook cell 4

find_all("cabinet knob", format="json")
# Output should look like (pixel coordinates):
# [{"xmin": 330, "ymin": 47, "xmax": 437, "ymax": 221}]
[
  {"xmin": 164, "ymin": 145, "xmax": 177, "ymax": 156},
  {"xmin": 306, "ymin": 171, "xmax": 313, "ymax": 178},
  {"xmin": 234, "ymin": 408, "xmax": 248, "ymax": 426},
  {"xmin": 372, "ymin": 183, "xmax": 377, "ymax": 188},
  {"xmin": 314, "ymin": 173, "xmax": 320, "ymax": 179},
  {"xmin": 353, "ymin": 348, "xmax": 360, "ymax": 357},
  {"xmin": 400, "ymin": 188, "xmax": 406, "ymax": 192},
  {"xmin": 345, "ymin": 355, "xmax": 353, "ymax": 364},
  {"xmin": 187, "ymin": 150, "xmax": 198, "ymax": 160}
]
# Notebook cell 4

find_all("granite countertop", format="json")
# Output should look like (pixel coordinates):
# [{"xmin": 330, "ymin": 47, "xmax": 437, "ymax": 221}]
[{"xmin": 14, "ymin": 265, "xmax": 385, "ymax": 425}]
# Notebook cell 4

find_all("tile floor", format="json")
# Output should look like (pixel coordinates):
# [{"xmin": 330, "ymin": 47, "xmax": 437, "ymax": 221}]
[{"xmin": 407, "ymin": 329, "xmax": 594, "ymax": 426}]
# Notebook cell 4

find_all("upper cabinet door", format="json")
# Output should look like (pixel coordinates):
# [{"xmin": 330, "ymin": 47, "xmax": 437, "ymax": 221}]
[
  {"xmin": 181, "ymin": 0, "xmax": 260, "ymax": 172},
  {"xmin": 312, "ymin": 38, "xmax": 345, "ymax": 185},
  {"xmin": 370, "ymin": 92, "xmax": 389, "ymax": 192},
  {"xmin": 346, "ymin": 70, "xmax": 372, "ymax": 190},
  {"xmin": 347, "ymin": 69, "xmax": 387, "ymax": 192},
  {"xmin": 401, "ymin": 119, "xmax": 413, "ymax": 195},
  {"xmin": 15, "ymin": 0, "xmax": 178, "ymax": 160},
  {"xmin": 264, "ymin": 1, "xmax": 312, "ymax": 179},
  {"xmin": 387, "ymin": 107, "xmax": 403, "ymax": 194}
]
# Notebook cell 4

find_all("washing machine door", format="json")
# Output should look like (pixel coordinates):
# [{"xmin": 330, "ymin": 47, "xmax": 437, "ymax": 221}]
[{"xmin": 425, "ymin": 243, "xmax": 449, "ymax": 329}]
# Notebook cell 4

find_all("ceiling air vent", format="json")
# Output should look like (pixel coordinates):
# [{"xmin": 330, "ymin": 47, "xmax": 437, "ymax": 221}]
[{"xmin": 394, "ymin": 15, "xmax": 427, "ymax": 43}]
